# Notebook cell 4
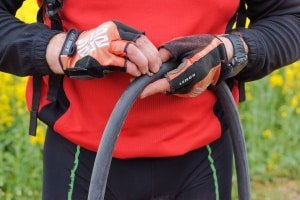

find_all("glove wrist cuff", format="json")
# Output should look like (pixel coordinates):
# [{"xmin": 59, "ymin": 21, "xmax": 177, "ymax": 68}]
[
  {"xmin": 59, "ymin": 28, "xmax": 80, "ymax": 71},
  {"xmin": 223, "ymin": 34, "xmax": 248, "ymax": 76}
]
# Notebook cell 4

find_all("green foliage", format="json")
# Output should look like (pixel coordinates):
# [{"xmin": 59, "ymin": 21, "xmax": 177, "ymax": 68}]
[
  {"xmin": 0, "ymin": 75, "xmax": 43, "ymax": 200},
  {"xmin": 236, "ymin": 63, "xmax": 300, "ymax": 199},
  {"xmin": 240, "ymin": 63, "xmax": 300, "ymax": 181},
  {"xmin": 0, "ymin": 131, "xmax": 43, "ymax": 200}
]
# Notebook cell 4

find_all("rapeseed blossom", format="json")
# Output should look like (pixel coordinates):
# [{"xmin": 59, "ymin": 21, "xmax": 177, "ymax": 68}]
[
  {"xmin": 269, "ymin": 73, "xmax": 283, "ymax": 87},
  {"xmin": 267, "ymin": 152, "xmax": 278, "ymax": 172},
  {"xmin": 262, "ymin": 129, "xmax": 272, "ymax": 139},
  {"xmin": 290, "ymin": 96, "xmax": 298, "ymax": 109},
  {"xmin": 0, "ymin": 73, "xmax": 27, "ymax": 131},
  {"xmin": 268, "ymin": 62, "xmax": 300, "ymax": 116},
  {"xmin": 15, "ymin": 1, "xmax": 39, "ymax": 23}
]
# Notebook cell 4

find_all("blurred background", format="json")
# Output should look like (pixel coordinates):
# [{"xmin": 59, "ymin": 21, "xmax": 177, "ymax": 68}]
[{"xmin": 0, "ymin": 0, "xmax": 299, "ymax": 199}]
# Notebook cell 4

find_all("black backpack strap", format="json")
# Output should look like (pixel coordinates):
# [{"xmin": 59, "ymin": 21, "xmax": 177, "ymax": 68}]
[
  {"xmin": 29, "ymin": 75, "xmax": 43, "ymax": 136},
  {"xmin": 46, "ymin": 0, "xmax": 64, "ymax": 31},
  {"xmin": 37, "ymin": 0, "xmax": 64, "ymax": 30},
  {"xmin": 29, "ymin": 0, "xmax": 64, "ymax": 136},
  {"xmin": 226, "ymin": 0, "xmax": 247, "ymax": 32},
  {"xmin": 47, "ymin": 74, "xmax": 64, "ymax": 101},
  {"xmin": 236, "ymin": 0, "xmax": 247, "ymax": 28}
]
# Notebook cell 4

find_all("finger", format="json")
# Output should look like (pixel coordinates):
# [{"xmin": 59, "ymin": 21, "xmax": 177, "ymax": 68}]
[
  {"xmin": 109, "ymin": 40, "xmax": 148, "ymax": 74},
  {"xmin": 125, "ymin": 59, "xmax": 142, "ymax": 77},
  {"xmin": 109, "ymin": 40, "xmax": 128, "ymax": 57},
  {"xmin": 135, "ymin": 35, "xmax": 161, "ymax": 73},
  {"xmin": 126, "ymin": 42, "xmax": 149, "ymax": 74},
  {"xmin": 158, "ymin": 48, "xmax": 173, "ymax": 62},
  {"xmin": 140, "ymin": 78, "xmax": 170, "ymax": 99}
]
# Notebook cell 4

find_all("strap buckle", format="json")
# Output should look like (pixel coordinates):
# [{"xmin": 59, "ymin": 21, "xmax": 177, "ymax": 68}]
[{"xmin": 46, "ymin": 0, "xmax": 63, "ymax": 17}]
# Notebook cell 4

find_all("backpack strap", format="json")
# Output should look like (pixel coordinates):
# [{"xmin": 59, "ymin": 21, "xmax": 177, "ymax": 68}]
[
  {"xmin": 29, "ymin": 0, "xmax": 64, "ymax": 136},
  {"xmin": 226, "ymin": 0, "xmax": 247, "ymax": 32},
  {"xmin": 236, "ymin": 0, "xmax": 247, "ymax": 28},
  {"xmin": 29, "ymin": 75, "xmax": 42, "ymax": 136},
  {"xmin": 37, "ymin": 0, "xmax": 64, "ymax": 30}
]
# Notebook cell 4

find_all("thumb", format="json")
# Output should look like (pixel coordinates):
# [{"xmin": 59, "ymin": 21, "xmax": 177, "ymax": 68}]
[
  {"xmin": 158, "ymin": 48, "xmax": 173, "ymax": 62},
  {"xmin": 140, "ymin": 78, "xmax": 170, "ymax": 98}
]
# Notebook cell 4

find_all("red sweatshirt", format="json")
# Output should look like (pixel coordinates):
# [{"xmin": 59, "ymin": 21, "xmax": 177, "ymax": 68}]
[{"xmin": 28, "ymin": 0, "xmax": 240, "ymax": 158}]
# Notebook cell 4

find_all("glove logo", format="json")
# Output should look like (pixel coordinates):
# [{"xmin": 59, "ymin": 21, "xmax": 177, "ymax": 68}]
[
  {"xmin": 179, "ymin": 73, "xmax": 196, "ymax": 86},
  {"xmin": 77, "ymin": 26, "xmax": 110, "ymax": 57}
]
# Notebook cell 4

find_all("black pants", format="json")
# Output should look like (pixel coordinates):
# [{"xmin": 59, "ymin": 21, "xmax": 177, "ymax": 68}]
[{"xmin": 43, "ymin": 128, "xmax": 233, "ymax": 200}]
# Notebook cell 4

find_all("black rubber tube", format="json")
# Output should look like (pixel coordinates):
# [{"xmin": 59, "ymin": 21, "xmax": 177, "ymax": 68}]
[
  {"xmin": 87, "ymin": 61, "xmax": 250, "ymax": 200},
  {"xmin": 214, "ymin": 83, "xmax": 251, "ymax": 200}
]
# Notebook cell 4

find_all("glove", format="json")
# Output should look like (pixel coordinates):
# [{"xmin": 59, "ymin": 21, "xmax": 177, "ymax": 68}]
[
  {"xmin": 59, "ymin": 21, "xmax": 144, "ymax": 79},
  {"xmin": 160, "ymin": 34, "xmax": 229, "ymax": 97}
]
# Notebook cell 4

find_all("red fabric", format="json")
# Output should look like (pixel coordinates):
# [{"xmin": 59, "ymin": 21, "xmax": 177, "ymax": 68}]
[{"xmin": 30, "ymin": 0, "xmax": 239, "ymax": 158}]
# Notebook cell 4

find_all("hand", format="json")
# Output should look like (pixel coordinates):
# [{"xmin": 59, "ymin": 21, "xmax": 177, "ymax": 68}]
[
  {"xmin": 59, "ymin": 21, "xmax": 161, "ymax": 79},
  {"xmin": 141, "ymin": 34, "xmax": 228, "ymax": 98}
]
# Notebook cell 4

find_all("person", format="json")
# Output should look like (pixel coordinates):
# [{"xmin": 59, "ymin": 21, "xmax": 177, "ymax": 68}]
[{"xmin": 0, "ymin": 0, "xmax": 300, "ymax": 199}]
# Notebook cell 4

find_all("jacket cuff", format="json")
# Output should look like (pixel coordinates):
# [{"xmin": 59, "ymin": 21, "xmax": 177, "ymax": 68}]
[
  {"xmin": 32, "ymin": 23, "xmax": 62, "ymax": 75},
  {"xmin": 230, "ymin": 28, "xmax": 267, "ymax": 81}
]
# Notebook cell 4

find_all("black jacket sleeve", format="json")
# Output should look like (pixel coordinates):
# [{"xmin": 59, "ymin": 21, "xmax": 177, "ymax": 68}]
[
  {"xmin": 0, "ymin": 1, "xmax": 61, "ymax": 76},
  {"xmin": 234, "ymin": 0, "xmax": 300, "ymax": 82}
]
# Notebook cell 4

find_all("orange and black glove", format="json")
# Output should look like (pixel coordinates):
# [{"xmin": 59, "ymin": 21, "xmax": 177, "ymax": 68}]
[
  {"xmin": 160, "ymin": 34, "xmax": 230, "ymax": 97},
  {"xmin": 59, "ymin": 21, "xmax": 144, "ymax": 79}
]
